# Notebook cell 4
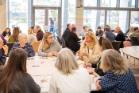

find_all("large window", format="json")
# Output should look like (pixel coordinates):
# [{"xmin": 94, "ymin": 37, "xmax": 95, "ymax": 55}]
[
  {"xmin": 84, "ymin": 10, "xmax": 97, "ymax": 31},
  {"xmin": 9, "ymin": 0, "xmax": 28, "ymax": 33},
  {"xmin": 8, "ymin": 0, "xmax": 139, "ymax": 34},
  {"xmin": 83, "ymin": 0, "xmax": 139, "ymax": 33},
  {"xmin": 120, "ymin": 0, "xmax": 135, "ymax": 8},
  {"xmin": 33, "ymin": 0, "xmax": 61, "ymax": 6},
  {"xmin": 67, "ymin": 0, "xmax": 76, "ymax": 24},
  {"xmin": 107, "ymin": 11, "xmax": 128, "ymax": 32},
  {"xmin": 84, "ymin": 10, "xmax": 105, "ymax": 31},
  {"xmin": 84, "ymin": 0, "xmax": 97, "ymax": 7},
  {"xmin": 130, "ymin": 11, "xmax": 139, "ymax": 27},
  {"xmin": 99, "ymin": 11, "xmax": 105, "ymax": 28},
  {"xmin": 34, "ymin": 9, "xmax": 45, "ymax": 30},
  {"xmin": 100, "ymin": 0, "xmax": 117, "ymax": 7},
  {"xmin": 138, "ymin": 0, "xmax": 139, "ymax": 8}
]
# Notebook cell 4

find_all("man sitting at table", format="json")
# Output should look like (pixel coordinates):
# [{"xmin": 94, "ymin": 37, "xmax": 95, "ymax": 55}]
[{"xmin": 12, "ymin": 33, "xmax": 35, "ymax": 57}]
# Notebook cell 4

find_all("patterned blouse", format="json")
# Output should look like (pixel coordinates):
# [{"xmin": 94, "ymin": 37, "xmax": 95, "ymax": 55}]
[
  {"xmin": 12, "ymin": 43, "xmax": 35, "ymax": 57},
  {"xmin": 99, "ymin": 69, "xmax": 138, "ymax": 93}
]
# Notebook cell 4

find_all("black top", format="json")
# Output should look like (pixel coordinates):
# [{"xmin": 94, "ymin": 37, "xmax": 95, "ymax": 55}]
[
  {"xmin": 2, "ymin": 31, "xmax": 11, "ymax": 37},
  {"xmin": 115, "ymin": 31, "xmax": 125, "ymax": 41},
  {"xmin": 36, "ymin": 30, "xmax": 44, "ymax": 41},
  {"xmin": 96, "ymin": 30, "xmax": 103, "ymax": 37},
  {"xmin": 8, "ymin": 73, "xmax": 40, "ymax": 93},
  {"xmin": 92, "ymin": 57, "xmax": 104, "ymax": 76},
  {"xmin": 115, "ymin": 31, "xmax": 125, "ymax": 48},
  {"xmin": 62, "ymin": 30, "xmax": 80, "ymax": 53}
]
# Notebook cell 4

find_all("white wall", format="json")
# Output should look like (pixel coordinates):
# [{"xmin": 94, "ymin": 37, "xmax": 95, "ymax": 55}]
[{"xmin": 0, "ymin": 0, "xmax": 7, "ymax": 32}]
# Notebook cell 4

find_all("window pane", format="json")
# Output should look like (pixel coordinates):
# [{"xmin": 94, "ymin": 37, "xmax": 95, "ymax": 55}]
[
  {"xmin": 9, "ymin": 0, "xmax": 28, "ymax": 33},
  {"xmin": 84, "ymin": 10, "xmax": 105, "ymax": 32},
  {"xmin": 100, "ymin": 0, "xmax": 116, "ymax": 7},
  {"xmin": 130, "ymin": 11, "xmax": 139, "ymax": 27},
  {"xmin": 138, "ymin": 0, "xmax": 139, "ymax": 8},
  {"xmin": 99, "ymin": 11, "xmax": 105, "ymax": 27},
  {"xmin": 48, "ymin": 9, "xmax": 59, "ymax": 35},
  {"xmin": 68, "ymin": 0, "xmax": 76, "ymax": 24},
  {"xmin": 33, "ymin": 0, "xmax": 61, "ymax": 6},
  {"xmin": 35, "ymin": 9, "xmax": 45, "ymax": 31},
  {"xmin": 84, "ymin": 10, "xmax": 97, "ymax": 31},
  {"xmin": 84, "ymin": 0, "xmax": 97, "ymax": 7},
  {"xmin": 107, "ymin": 11, "xmax": 128, "ymax": 32},
  {"xmin": 120, "ymin": 0, "xmax": 135, "ymax": 8}
]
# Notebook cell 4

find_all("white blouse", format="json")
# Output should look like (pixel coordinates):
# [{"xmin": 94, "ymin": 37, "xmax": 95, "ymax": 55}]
[{"xmin": 49, "ymin": 68, "xmax": 91, "ymax": 93}]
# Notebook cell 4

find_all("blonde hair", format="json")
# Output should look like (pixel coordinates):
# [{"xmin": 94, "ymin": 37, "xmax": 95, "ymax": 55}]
[
  {"xmin": 84, "ymin": 31, "xmax": 97, "ymax": 48},
  {"xmin": 55, "ymin": 48, "xmax": 79, "ymax": 75},
  {"xmin": 0, "ymin": 38, "xmax": 3, "ymax": 45},
  {"xmin": 42, "ymin": 32, "xmax": 52, "ymax": 51},
  {"xmin": 100, "ymin": 49, "xmax": 128, "ymax": 75},
  {"xmin": 28, "ymin": 27, "xmax": 34, "ymax": 34}
]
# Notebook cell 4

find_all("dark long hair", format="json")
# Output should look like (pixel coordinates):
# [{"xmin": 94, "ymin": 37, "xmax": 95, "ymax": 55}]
[
  {"xmin": 12, "ymin": 27, "xmax": 20, "ymax": 42},
  {"xmin": 99, "ymin": 37, "xmax": 113, "ymax": 50},
  {"xmin": 2, "ymin": 27, "xmax": 11, "ymax": 37},
  {"xmin": 0, "ymin": 48, "xmax": 27, "ymax": 93}
]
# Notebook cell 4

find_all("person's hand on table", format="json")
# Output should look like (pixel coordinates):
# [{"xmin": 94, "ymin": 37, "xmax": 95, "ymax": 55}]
[
  {"xmin": 81, "ymin": 55, "xmax": 89, "ymax": 63},
  {"xmin": 86, "ymin": 67, "xmax": 100, "ymax": 77},
  {"xmin": 96, "ymin": 80, "xmax": 102, "ymax": 91},
  {"xmin": 47, "ymin": 52, "xmax": 53, "ymax": 57},
  {"xmin": 84, "ymin": 62, "xmax": 92, "ymax": 68},
  {"xmin": 47, "ymin": 51, "xmax": 58, "ymax": 57},
  {"xmin": 52, "ymin": 51, "xmax": 58, "ymax": 56},
  {"xmin": 78, "ymin": 52, "xmax": 88, "ymax": 60},
  {"xmin": 86, "ymin": 67, "xmax": 95, "ymax": 74}
]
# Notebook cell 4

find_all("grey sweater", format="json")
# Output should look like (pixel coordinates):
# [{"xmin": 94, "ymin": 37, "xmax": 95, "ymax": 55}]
[{"xmin": 38, "ymin": 40, "xmax": 61, "ymax": 57}]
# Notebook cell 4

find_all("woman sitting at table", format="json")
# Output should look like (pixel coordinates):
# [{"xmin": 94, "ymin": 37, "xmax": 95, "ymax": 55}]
[
  {"xmin": 49, "ymin": 48, "xmax": 91, "ymax": 93},
  {"xmin": 38, "ymin": 32, "xmax": 61, "ymax": 57},
  {"xmin": 0, "ymin": 38, "xmax": 8, "ymax": 65},
  {"xmin": 95, "ymin": 49, "xmax": 138, "ymax": 93},
  {"xmin": 2, "ymin": 27, "xmax": 11, "ymax": 37},
  {"xmin": 79, "ymin": 31, "xmax": 98, "ymax": 63},
  {"xmin": 86, "ymin": 37, "xmax": 113, "ymax": 76},
  {"xmin": 8, "ymin": 27, "xmax": 20, "ymax": 43},
  {"xmin": 0, "ymin": 48, "xmax": 40, "ymax": 93},
  {"xmin": 12, "ymin": 33, "xmax": 35, "ymax": 57}
]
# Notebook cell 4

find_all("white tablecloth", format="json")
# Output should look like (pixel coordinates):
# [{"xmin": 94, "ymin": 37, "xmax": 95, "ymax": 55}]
[{"xmin": 27, "ymin": 56, "xmax": 96, "ymax": 93}]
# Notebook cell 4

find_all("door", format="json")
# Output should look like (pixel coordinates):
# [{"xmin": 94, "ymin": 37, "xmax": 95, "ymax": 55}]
[{"xmin": 33, "ymin": 7, "xmax": 61, "ymax": 36}]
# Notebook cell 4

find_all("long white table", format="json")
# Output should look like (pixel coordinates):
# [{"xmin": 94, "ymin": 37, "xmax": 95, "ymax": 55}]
[{"xmin": 27, "ymin": 56, "xmax": 96, "ymax": 93}]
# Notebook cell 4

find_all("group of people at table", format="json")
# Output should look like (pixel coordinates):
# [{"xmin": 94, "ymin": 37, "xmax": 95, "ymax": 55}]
[{"xmin": 0, "ymin": 24, "xmax": 138, "ymax": 93}]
